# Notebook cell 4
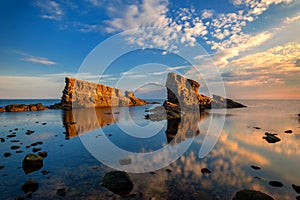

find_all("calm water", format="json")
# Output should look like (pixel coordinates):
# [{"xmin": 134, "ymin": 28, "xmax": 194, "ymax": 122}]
[{"xmin": 0, "ymin": 99, "xmax": 299, "ymax": 199}]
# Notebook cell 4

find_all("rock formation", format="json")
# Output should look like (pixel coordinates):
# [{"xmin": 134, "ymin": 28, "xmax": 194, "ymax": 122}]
[
  {"xmin": 57, "ymin": 77, "xmax": 148, "ymax": 109},
  {"xmin": 3, "ymin": 103, "xmax": 48, "ymax": 112}
]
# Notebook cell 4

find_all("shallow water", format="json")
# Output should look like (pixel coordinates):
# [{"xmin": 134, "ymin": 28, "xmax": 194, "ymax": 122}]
[{"xmin": 0, "ymin": 100, "xmax": 299, "ymax": 199}]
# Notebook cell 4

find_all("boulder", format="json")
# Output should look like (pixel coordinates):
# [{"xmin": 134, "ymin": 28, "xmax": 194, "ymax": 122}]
[
  {"xmin": 22, "ymin": 154, "xmax": 44, "ymax": 174},
  {"xmin": 232, "ymin": 189, "xmax": 274, "ymax": 200},
  {"xmin": 102, "ymin": 171, "xmax": 134, "ymax": 196}
]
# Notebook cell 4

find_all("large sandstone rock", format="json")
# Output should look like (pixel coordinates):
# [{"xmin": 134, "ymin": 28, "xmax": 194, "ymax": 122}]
[{"xmin": 60, "ymin": 77, "xmax": 147, "ymax": 109}]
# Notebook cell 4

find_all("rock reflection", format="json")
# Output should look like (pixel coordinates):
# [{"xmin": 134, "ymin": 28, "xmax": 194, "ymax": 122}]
[
  {"xmin": 166, "ymin": 111, "xmax": 206, "ymax": 144},
  {"xmin": 63, "ymin": 108, "xmax": 120, "ymax": 138}
]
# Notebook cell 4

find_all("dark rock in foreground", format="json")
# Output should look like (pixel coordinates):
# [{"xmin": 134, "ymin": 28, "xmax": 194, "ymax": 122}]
[
  {"xmin": 21, "ymin": 179, "xmax": 39, "ymax": 194},
  {"xmin": 102, "ymin": 171, "xmax": 134, "ymax": 196},
  {"xmin": 263, "ymin": 132, "xmax": 281, "ymax": 143},
  {"xmin": 22, "ymin": 154, "xmax": 44, "ymax": 174},
  {"xmin": 232, "ymin": 189, "xmax": 274, "ymax": 200},
  {"xmin": 292, "ymin": 184, "xmax": 300, "ymax": 194}
]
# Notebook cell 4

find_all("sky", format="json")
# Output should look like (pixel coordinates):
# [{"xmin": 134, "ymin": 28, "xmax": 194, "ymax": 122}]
[{"xmin": 0, "ymin": 0, "xmax": 299, "ymax": 99}]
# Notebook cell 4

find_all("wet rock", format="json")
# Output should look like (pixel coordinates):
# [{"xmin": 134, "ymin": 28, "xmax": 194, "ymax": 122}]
[
  {"xmin": 263, "ymin": 132, "xmax": 281, "ymax": 143},
  {"xmin": 292, "ymin": 184, "xmax": 300, "ymax": 194},
  {"xmin": 41, "ymin": 170, "xmax": 50, "ymax": 175},
  {"xmin": 22, "ymin": 154, "xmax": 44, "ymax": 174},
  {"xmin": 4, "ymin": 152, "xmax": 11, "ymax": 157},
  {"xmin": 0, "ymin": 138, "xmax": 5, "ymax": 142},
  {"xmin": 284, "ymin": 130, "xmax": 293, "ymax": 134},
  {"xmin": 38, "ymin": 151, "xmax": 48, "ymax": 158},
  {"xmin": 10, "ymin": 145, "xmax": 20, "ymax": 150},
  {"xmin": 250, "ymin": 165, "xmax": 261, "ymax": 170},
  {"xmin": 201, "ymin": 168, "xmax": 212, "ymax": 174},
  {"xmin": 25, "ymin": 130, "xmax": 35, "ymax": 135},
  {"xmin": 32, "ymin": 148, "xmax": 42, "ymax": 153},
  {"xmin": 232, "ymin": 189, "xmax": 274, "ymax": 200},
  {"xmin": 7, "ymin": 134, "xmax": 16, "ymax": 138},
  {"xmin": 57, "ymin": 188, "xmax": 66, "ymax": 196},
  {"xmin": 269, "ymin": 181, "xmax": 283, "ymax": 187},
  {"xmin": 21, "ymin": 179, "xmax": 38, "ymax": 194},
  {"xmin": 102, "ymin": 171, "xmax": 134, "ymax": 196}
]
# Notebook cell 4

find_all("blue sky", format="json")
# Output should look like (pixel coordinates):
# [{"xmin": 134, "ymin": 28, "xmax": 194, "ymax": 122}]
[{"xmin": 0, "ymin": 0, "xmax": 299, "ymax": 99}]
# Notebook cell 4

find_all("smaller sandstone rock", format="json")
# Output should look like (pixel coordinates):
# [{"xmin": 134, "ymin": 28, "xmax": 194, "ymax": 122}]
[
  {"xmin": 263, "ymin": 133, "xmax": 281, "ymax": 143},
  {"xmin": 22, "ymin": 154, "xmax": 44, "ymax": 174},
  {"xmin": 10, "ymin": 145, "xmax": 20, "ymax": 150},
  {"xmin": 32, "ymin": 148, "xmax": 42, "ymax": 153}
]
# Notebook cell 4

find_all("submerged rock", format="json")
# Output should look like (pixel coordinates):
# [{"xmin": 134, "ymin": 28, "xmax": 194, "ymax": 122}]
[
  {"xmin": 22, "ymin": 154, "xmax": 44, "ymax": 174},
  {"xmin": 232, "ymin": 189, "xmax": 274, "ymax": 200},
  {"xmin": 21, "ymin": 179, "xmax": 39, "ymax": 194},
  {"xmin": 263, "ymin": 132, "xmax": 281, "ymax": 143},
  {"xmin": 102, "ymin": 171, "xmax": 134, "ymax": 196}
]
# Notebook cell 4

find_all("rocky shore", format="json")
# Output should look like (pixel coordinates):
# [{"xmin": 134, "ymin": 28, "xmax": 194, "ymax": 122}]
[{"xmin": 0, "ymin": 103, "xmax": 48, "ymax": 113}]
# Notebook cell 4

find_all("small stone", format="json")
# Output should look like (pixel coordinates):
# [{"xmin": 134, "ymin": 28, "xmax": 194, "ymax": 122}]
[
  {"xmin": 41, "ymin": 170, "xmax": 50, "ymax": 175},
  {"xmin": 284, "ymin": 130, "xmax": 293, "ymax": 134},
  {"xmin": 59, "ymin": 144, "xmax": 63, "ymax": 147},
  {"xmin": 263, "ymin": 132, "xmax": 281, "ymax": 143},
  {"xmin": 32, "ymin": 148, "xmax": 42, "ymax": 153},
  {"xmin": 36, "ymin": 141, "xmax": 43, "ymax": 145},
  {"xmin": 108, "ymin": 134, "xmax": 112, "ymax": 137},
  {"xmin": 10, "ymin": 140, "xmax": 20, "ymax": 143},
  {"xmin": 292, "ymin": 184, "xmax": 300, "ymax": 194},
  {"xmin": 0, "ymin": 165, "xmax": 4, "ymax": 169},
  {"xmin": 14, "ymin": 128, "xmax": 18, "ymax": 131},
  {"xmin": 16, "ymin": 150, "xmax": 24, "ymax": 154},
  {"xmin": 7, "ymin": 134, "xmax": 16, "ymax": 138},
  {"xmin": 269, "ymin": 181, "xmax": 283, "ymax": 187},
  {"xmin": 38, "ymin": 151, "xmax": 48, "ymax": 158},
  {"xmin": 0, "ymin": 138, "xmax": 5, "ymax": 142},
  {"xmin": 4, "ymin": 152, "xmax": 11, "ymax": 157},
  {"xmin": 2, "ymin": 173, "xmax": 8, "ymax": 176},
  {"xmin": 253, "ymin": 127, "xmax": 261, "ymax": 129},
  {"xmin": 10, "ymin": 145, "xmax": 20, "ymax": 150},
  {"xmin": 201, "ymin": 168, "xmax": 211, "ymax": 174},
  {"xmin": 150, "ymin": 172, "xmax": 156, "ymax": 174},
  {"xmin": 57, "ymin": 188, "xmax": 66, "ymax": 196},
  {"xmin": 166, "ymin": 169, "xmax": 172, "ymax": 173},
  {"xmin": 35, "ymin": 121, "xmax": 39, "ymax": 123},
  {"xmin": 25, "ymin": 146, "xmax": 30, "ymax": 149},
  {"xmin": 41, "ymin": 123, "xmax": 47, "ymax": 125},
  {"xmin": 250, "ymin": 165, "xmax": 261, "ymax": 170},
  {"xmin": 25, "ymin": 130, "xmax": 35, "ymax": 135}
]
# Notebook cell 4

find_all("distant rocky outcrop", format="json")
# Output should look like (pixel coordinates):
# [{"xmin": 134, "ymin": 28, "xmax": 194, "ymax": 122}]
[
  {"xmin": 54, "ymin": 77, "xmax": 148, "ymax": 109},
  {"xmin": 2, "ymin": 103, "xmax": 48, "ymax": 112}
]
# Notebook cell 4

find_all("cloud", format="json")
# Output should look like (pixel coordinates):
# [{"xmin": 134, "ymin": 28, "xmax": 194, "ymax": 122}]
[
  {"xmin": 35, "ymin": 0, "xmax": 64, "ymax": 21},
  {"xmin": 15, "ymin": 51, "xmax": 57, "ymax": 65},
  {"xmin": 201, "ymin": 9, "xmax": 214, "ymax": 19},
  {"xmin": 21, "ymin": 56, "xmax": 56, "ymax": 65},
  {"xmin": 284, "ymin": 12, "xmax": 300, "ymax": 24}
]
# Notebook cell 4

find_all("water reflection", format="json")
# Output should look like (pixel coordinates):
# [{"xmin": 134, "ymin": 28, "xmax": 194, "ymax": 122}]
[{"xmin": 63, "ymin": 108, "xmax": 120, "ymax": 138}]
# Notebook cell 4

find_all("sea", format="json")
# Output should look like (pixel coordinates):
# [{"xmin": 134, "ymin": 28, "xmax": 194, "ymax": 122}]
[{"xmin": 0, "ymin": 99, "xmax": 299, "ymax": 199}]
